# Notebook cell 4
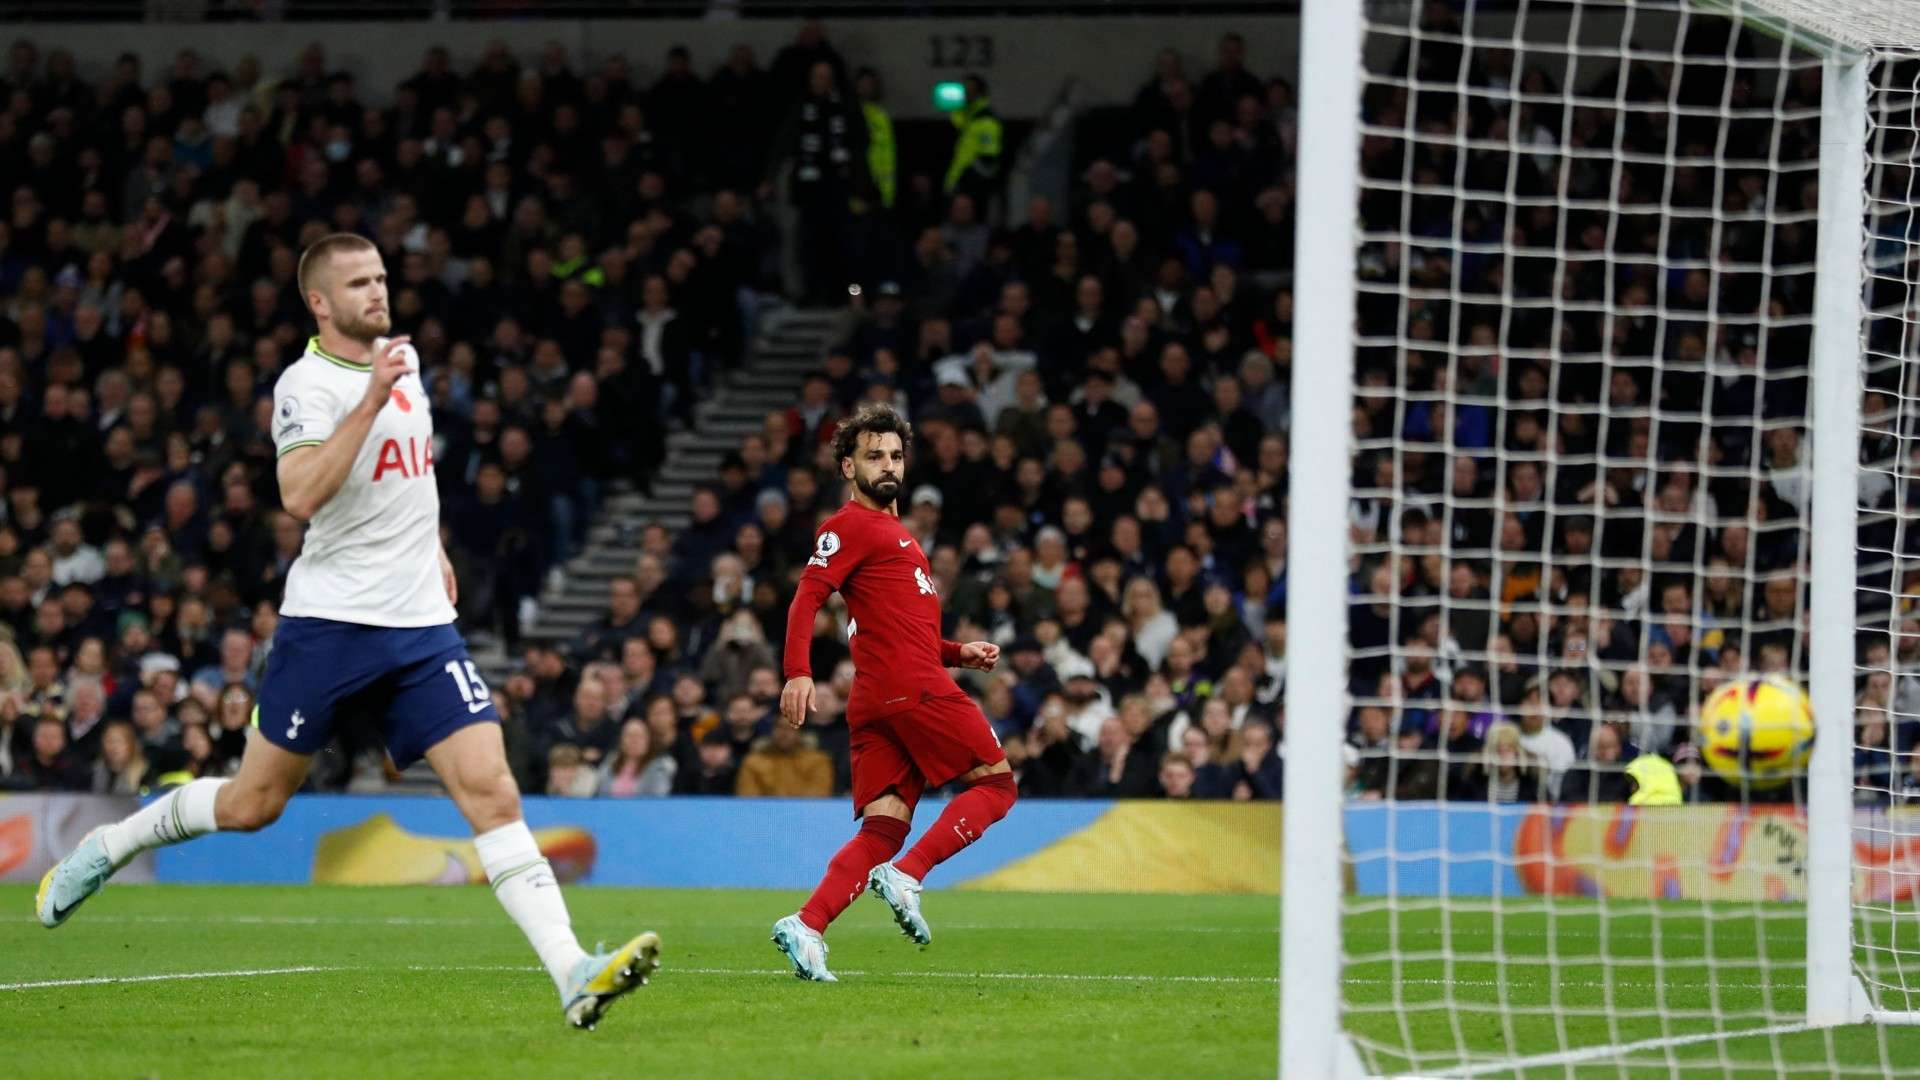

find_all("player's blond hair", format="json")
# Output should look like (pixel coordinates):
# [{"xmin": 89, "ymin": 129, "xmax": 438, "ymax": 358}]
[{"xmin": 296, "ymin": 233, "xmax": 378, "ymax": 309}]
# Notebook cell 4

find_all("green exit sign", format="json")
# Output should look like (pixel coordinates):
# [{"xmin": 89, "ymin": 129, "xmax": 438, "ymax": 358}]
[{"xmin": 932, "ymin": 81, "xmax": 966, "ymax": 112}]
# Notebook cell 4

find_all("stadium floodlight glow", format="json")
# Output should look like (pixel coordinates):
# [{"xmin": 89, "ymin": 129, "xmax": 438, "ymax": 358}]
[
  {"xmin": 931, "ymin": 81, "xmax": 967, "ymax": 112},
  {"xmin": 1284, "ymin": 0, "xmax": 1920, "ymax": 1075}
]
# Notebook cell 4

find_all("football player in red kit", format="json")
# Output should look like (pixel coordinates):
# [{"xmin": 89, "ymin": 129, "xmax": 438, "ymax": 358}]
[{"xmin": 771, "ymin": 402, "xmax": 1016, "ymax": 981}]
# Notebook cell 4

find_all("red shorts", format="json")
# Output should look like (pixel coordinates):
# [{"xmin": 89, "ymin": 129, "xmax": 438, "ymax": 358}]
[{"xmin": 848, "ymin": 691, "xmax": 1006, "ymax": 817}]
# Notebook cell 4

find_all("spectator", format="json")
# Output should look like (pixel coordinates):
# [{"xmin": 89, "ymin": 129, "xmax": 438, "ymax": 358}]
[
  {"xmin": 1513, "ymin": 686, "xmax": 1577, "ymax": 800},
  {"xmin": 596, "ymin": 717, "xmax": 675, "ymax": 797},
  {"xmin": 575, "ymin": 576, "xmax": 647, "ymax": 663},
  {"xmin": 544, "ymin": 679, "xmax": 618, "ymax": 767},
  {"xmin": 1178, "ymin": 724, "xmax": 1232, "ymax": 798},
  {"xmin": 766, "ymin": 61, "xmax": 869, "ymax": 305},
  {"xmin": 1226, "ymin": 719, "xmax": 1282, "ymax": 800},
  {"xmin": 700, "ymin": 607, "xmax": 776, "ymax": 706},
  {"xmin": 944, "ymin": 75, "xmax": 1003, "ymax": 213},
  {"xmin": 735, "ymin": 720, "xmax": 833, "ymax": 797},
  {"xmin": 1454, "ymin": 722, "xmax": 1543, "ymax": 803},
  {"xmin": 26, "ymin": 715, "xmax": 88, "ymax": 791},
  {"xmin": 90, "ymin": 718, "xmax": 151, "ymax": 795},
  {"xmin": 1560, "ymin": 724, "xmax": 1633, "ymax": 804},
  {"xmin": 1157, "ymin": 752, "xmax": 1200, "ymax": 798},
  {"xmin": 673, "ymin": 726, "xmax": 739, "ymax": 795},
  {"xmin": 1070, "ymin": 714, "xmax": 1157, "ymax": 797},
  {"xmin": 544, "ymin": 743, "xmax": 598, "ymax": 798}
]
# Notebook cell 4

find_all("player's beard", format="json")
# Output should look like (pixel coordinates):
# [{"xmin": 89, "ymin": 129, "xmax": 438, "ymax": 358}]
[
  {"xmin": 331, "ymin": 303, "xmax": 392, "ymax": 344},
  {"xmin": 855, "ymin": 471, "xmax": 901, "ymax": 508}
]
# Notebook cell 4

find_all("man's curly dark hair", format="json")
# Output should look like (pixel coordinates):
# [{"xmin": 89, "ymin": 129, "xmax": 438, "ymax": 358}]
[{"xmin": 830, "ymin": 401, "xmax": 914, "ymax": 468}]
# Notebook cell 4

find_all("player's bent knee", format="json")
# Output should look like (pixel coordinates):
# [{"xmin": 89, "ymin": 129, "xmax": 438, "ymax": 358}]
[
  {"xmin": 959, "ymin": 758, "xmax": 1015, "ymax": 785},
  {"xmin": 460, "ymin": 770, "xmax": 523, "ymax": 833},
  {"xmin": 966, "ymin": 770, "xmax": 1019, "ymax": 819},
  {"xmin": 862, "ymin": 793, "xmax": 912, "ymax": 822},
  {"xmin": 220, "ymin": 790, "xmax": 287, "ymax": 833}
]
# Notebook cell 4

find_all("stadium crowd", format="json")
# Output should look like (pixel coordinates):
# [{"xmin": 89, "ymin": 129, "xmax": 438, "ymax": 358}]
[{"xmin": 0, "ymin": 9, "xmax": 1909, "ymax": 806}]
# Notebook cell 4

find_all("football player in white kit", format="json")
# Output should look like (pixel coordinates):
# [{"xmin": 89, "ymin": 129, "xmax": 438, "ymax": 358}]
[{"xmin": 36, "ymin": 234, "xmax": 660, "ymax": 1030}]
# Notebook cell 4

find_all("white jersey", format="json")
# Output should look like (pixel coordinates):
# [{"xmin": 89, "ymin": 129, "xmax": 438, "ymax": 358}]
[{"xmin": 271, "ymin": 336, "xmax": 454, "ymax": 628}]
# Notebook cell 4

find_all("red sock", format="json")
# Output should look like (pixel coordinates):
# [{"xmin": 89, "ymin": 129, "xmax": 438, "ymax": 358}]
[
  {"xmin": 895, "ymin": 772, "xmax": 1017, "ymax": 883},
  {"xmin": 798, "ymin": 815, "xmax": 910, "ymax": 933}
]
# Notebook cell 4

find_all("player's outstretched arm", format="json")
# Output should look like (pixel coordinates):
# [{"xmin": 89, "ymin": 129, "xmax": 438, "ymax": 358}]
[{"xmin": 278, "ymin": 336, "xmax": 412, "ymax": 520}]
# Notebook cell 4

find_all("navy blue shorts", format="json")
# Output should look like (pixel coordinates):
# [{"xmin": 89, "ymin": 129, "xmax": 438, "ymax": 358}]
[{"xmin": 255, "ymin": 617, "xmax": 499, "ymax": 768}]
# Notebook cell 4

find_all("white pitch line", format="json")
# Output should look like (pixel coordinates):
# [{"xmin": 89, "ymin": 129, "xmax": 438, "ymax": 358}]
[
  {"xmin": 1430, "ymin": 1020, "xmax": 1821, "ymax": 1078},
  {"xmin": 0, "ymin": 966, "xmax": 337, "ymax": 992},
  {"xmin": 0, "ymin": 959, "xmax": 1793, "ymax": 996},
  {"xmin": 9, "ymin": 911, "xmax": 1835, "ymax": 945},
  {"xmin": 0, "ymin": 913, "xmax": 1270, "ymax": 934},
  {"xmin": 394, "ymin": 962, "xmax": 1784, "ymax": 994}
]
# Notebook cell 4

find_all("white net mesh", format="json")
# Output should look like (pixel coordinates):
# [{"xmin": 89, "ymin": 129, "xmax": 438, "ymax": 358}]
[
  {"xmin": 1333, "ymin": 0, "xmax": 1918, "ymax": 1073},
  {"xmin": 1854, "ymin": 45, "xmax": 1920, "ymax": 1023}
]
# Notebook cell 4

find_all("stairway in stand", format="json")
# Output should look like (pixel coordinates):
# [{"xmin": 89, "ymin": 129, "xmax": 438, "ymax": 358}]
[{"xmin": 464, "ymin": 306, "xmax": 840, "ymax": 683}]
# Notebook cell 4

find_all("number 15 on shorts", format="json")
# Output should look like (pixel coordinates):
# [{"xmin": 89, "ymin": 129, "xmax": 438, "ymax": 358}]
[{"xmin": 445, "ymin": 660, "xmax": 492, "ymax": 713}]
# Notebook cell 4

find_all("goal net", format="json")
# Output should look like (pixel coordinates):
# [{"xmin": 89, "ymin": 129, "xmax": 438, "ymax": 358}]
[
  {"xmin": 1282, "ymin": 0, "xmax": 1920, "ymax": 1074},
  {"xmin": 1857, "ymin": 43, "xmax": 1920, "ymax": 1027}
]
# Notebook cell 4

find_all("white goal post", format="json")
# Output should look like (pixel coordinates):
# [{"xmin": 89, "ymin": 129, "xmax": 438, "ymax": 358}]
[{"xmin": 1283, "ymin": 1, "xmax": 1920, "ymax": 1075}]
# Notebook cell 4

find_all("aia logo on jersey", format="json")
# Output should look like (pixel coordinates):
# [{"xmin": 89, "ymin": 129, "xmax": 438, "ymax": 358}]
[
  {"xmin": 914, "ymin": 566, "xmax": 937, "ymax": 596},
  {"xmin": 372, "ymin": 436, "xmax": 435, "ymax": 481},
  {"xmin": 390, "ymin": 387, "xmax": 413, "ymax": 412}
]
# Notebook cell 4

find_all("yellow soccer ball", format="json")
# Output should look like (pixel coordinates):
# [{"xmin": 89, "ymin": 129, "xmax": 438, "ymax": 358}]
[{"xmin": 1697, "ymin": 675, "xmax": 1815, "ymax": 789}]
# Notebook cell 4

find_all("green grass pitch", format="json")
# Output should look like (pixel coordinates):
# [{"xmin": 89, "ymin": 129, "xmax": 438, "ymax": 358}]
[{"xmin": 2, "ymin": 885, "xmax": 1914, "ymax": 1077}]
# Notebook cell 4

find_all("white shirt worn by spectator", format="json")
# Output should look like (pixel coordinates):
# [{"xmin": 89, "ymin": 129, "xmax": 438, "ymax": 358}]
[
  {"xmin": 636, "ymin": 308, "xmax": 678, "ymax": 377},
  {"xmin": 52, "ymin": 544, "xmax": 106, "ymax": 586},
  {"xmin": 271, "ymin": 337, "xmax": 456, "ymax": 628},
  {"xmin": 974, "ymin": 350, "xmax": 1038, "ymax": 427},
  {"xmin": 1624, "ymin": 701, "xmax": 1681, "ymax": 757},
  {"xmin": 204, "ymin": 98, "xmax": 243, "ymax": 138},
  {"xmin": 1131, "ymin": 611, "xmax": 1178, "ymax": 670},
  {"xmin": 1517, "ymin": 723, "xmax": 1577, "ymax": 800},
  {"xmin": 1064, "ymin": 690, "xmax": 1116, "ymax": 754}
]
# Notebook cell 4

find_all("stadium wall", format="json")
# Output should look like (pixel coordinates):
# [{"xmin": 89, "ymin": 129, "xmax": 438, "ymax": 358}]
[
  {"xmin": 30, "ymin": 794, "xmax": 1906, "ymax": 899},
  {"xmin": 1347, "ymin": 803, "xmax": 1920, "ymax": 903},
  {"xmin": 0, "ymin": 794, "xmax": 156, "ymax": 884},
  {"xmin": 148, "ymin": 794, "xmax": 1284, "ymax": 892},
  {"xmin": 13, "ymin": 16, "xmax": 1292, "ymax": 121}
]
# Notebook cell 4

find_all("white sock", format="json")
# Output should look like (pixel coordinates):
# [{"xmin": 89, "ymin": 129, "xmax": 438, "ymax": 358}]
[
  {"xmin": 99, "ymin": 778, "xmax": 227, "ymax": 865},
  {"xmin": 476, "ymin": 820, "xmax": 587, "ymax": 994}
]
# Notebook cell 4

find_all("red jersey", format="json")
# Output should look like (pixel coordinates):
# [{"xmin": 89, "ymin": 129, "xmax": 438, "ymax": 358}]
[{"xmin": 783, "ymin": 500, "xmax": 965, "ymax": 719}]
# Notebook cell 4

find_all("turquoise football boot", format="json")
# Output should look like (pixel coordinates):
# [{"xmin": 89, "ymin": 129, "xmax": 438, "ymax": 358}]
[
  {"xmin": 561, "ymin": 932, "xmax": 662, "ymax": 1030},
  {"xmin": 36, "ymin": 826, "xmax": 118, "ymax": 928},
  {"xmin": 867, "ymin": 862, "xmax": 931, "ymax": 945},
  {"xmin": 771, "ymin": 914, "xmax": 837, "ymax": 982}
]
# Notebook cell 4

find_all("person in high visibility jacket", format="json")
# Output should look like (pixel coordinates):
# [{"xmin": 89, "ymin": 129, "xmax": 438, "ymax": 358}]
[
  {"xmin": 856, "ymin": 67, "xmax": 895, "ymax": 210},
  {"xmin": 1625, "ymin": 753, "xmax": 1683, "ymax": 806},
  {"xmin": 944, "ymin": 74, "xmax": 1002, "ymax": 211}
]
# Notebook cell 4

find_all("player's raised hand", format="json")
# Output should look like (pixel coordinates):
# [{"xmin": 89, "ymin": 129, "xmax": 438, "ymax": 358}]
[
  {"xmin": 957, "ymin": 641, "xmax": 1000, "ymax": 671},
  {"xmin": 780, "ymin": 675, "xmax": 816, "ymax": 730},
  {"xmin": 361, "ymin": 335, "xmax": 414, "ymax": 407}
]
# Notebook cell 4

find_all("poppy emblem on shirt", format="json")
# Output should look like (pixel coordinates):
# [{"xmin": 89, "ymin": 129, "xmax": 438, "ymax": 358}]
[{"xmin": 391, "ymin": 387, "xmax": 412, "ymax": 412}]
